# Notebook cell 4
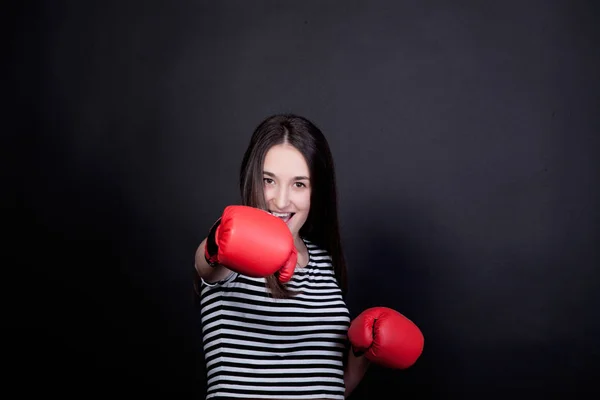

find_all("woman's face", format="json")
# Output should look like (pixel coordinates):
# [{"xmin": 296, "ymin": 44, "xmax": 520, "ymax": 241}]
[{"xmin": 262, "ymin": 143, "xmax": 311, "ymax": 241}]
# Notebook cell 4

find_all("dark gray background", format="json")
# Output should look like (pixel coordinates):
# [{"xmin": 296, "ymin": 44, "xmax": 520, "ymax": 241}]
[{"xmin": 12, "ymin": 0, "xmax": 599, "ymax": 398}]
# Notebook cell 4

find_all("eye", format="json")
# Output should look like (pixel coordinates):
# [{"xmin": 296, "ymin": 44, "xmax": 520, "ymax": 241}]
[
  {"xmin": 263, "ymin": 178, "xmax": 275, "ymax": 185},
  {"xmin": 294, "ymin": 182, "xmax": 306, "ymax": 188}
]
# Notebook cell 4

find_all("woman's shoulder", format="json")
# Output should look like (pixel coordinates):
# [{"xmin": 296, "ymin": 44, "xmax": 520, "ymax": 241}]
[{"xmin": 301, "ymin": 236, "xmax": 324, "ymax": 251}]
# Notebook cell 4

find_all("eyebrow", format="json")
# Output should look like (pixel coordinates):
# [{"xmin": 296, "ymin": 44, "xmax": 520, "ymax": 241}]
[{"xmin": 263, "ymin": 171, "xmax": 310, "ymax": 181}]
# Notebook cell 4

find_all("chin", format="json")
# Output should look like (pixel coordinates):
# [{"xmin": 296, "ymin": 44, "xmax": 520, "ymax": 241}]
[
  {"xmin": 267, "ymin": 210, "xmax": 307, "ymax": 240},
  {"xmin": 287, "ymin": 224, "xmax": 300, "ymax": 238}
]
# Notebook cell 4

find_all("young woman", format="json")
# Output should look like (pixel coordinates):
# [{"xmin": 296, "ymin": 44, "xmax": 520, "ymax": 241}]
[{"xmin": 194, "ymin": 114, "xmax": 423, "ymax": 399}]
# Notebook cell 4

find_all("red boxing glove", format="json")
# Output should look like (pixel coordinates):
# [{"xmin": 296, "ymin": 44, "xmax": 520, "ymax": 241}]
[
  {"xmin": 204, "ymin": 205, "xmax": 297, "ymax": 283},
  {"xmin": 348, "ymin": 306, "xmax": 424, "ymax": 369}
]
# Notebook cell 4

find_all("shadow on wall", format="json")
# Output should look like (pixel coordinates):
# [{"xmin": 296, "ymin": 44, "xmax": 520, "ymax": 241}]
[
  {"xmin": 342, "ymin": 196, "xmax": 463, "ymax": 398},
  {"xmin": 342, "ymin": 194, "xmax": 600, "ymax": 398}
]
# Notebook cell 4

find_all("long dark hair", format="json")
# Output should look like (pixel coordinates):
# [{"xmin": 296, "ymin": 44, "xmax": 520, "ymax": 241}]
[{"xmin": 239, "ymin": 114, "xmax": 348, "ymax": 299}]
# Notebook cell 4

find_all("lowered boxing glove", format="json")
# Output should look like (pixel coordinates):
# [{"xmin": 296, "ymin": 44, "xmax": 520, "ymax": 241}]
[
  {"xmin": 204, "ymin": 205, "xmax": 297, "ymax": 283},
  {"xmin": 348, "ymin": 306, "xmax": 424, "ymax": 369}
]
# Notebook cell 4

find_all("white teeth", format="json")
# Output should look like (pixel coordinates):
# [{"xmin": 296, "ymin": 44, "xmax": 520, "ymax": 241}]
[{"xmin": 270, "ymin": 212, "xmax": 291, "ymax": 218}]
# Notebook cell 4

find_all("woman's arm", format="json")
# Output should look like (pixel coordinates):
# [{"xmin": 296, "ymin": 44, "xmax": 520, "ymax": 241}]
[
  {"xmin": 194, "ymin": 238, "xmax": 233, "ymax": 286},
  {"xmin": 344, "ymin": 349, "xmax": 371, "ymax": 398}
]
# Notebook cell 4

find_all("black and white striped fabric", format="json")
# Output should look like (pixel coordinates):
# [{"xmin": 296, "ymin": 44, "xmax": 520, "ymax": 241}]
[{"xmin": 199, "ymin": 238, "xmax": 351, "ymax": 399}]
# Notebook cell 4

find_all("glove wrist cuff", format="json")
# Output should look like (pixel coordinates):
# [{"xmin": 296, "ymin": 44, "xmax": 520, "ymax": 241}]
[
  {"xmin": 204, "ymin": 218, "xmax": 221, "ymax": 268},
  {"xmin": 351, "ymin": 346, "xmax": 365, "ymax": 358}
]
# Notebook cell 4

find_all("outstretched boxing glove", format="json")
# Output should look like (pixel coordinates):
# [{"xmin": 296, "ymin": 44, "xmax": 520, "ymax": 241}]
[
  {"xmin": 204, "ymin": 205, "xmax": 297, "ymax": 283},
  {"xmin": 348, "ymin": 306, "xmax": 424, "ymax": 369}
]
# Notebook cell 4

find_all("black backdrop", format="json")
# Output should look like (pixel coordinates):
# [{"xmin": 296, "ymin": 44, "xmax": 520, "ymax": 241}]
[{"xmin": 12, "ymin": 0, "xmax": 600, "ymax": 398}]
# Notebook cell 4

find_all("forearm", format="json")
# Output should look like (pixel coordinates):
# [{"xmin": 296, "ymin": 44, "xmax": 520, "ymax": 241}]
[{"xmin": 344, "ymin": 350, "xmax": 371, "ymax": 398}]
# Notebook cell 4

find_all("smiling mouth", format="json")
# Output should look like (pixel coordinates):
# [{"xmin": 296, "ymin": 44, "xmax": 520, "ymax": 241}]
[{"xmin": 269, "ymin": 211, "xmax": 295, "ymax": 223}]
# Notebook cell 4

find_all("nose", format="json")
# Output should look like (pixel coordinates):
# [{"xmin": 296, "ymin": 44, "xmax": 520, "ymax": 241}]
[{"xmin": 274, "ymin": 186, "xmax": 291, "ymax": 210}]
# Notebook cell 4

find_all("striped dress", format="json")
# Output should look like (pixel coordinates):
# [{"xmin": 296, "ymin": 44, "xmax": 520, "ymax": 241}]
[{"xmin": 198, "ymin": 238, "xmax": 351, "ymax": 399}]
